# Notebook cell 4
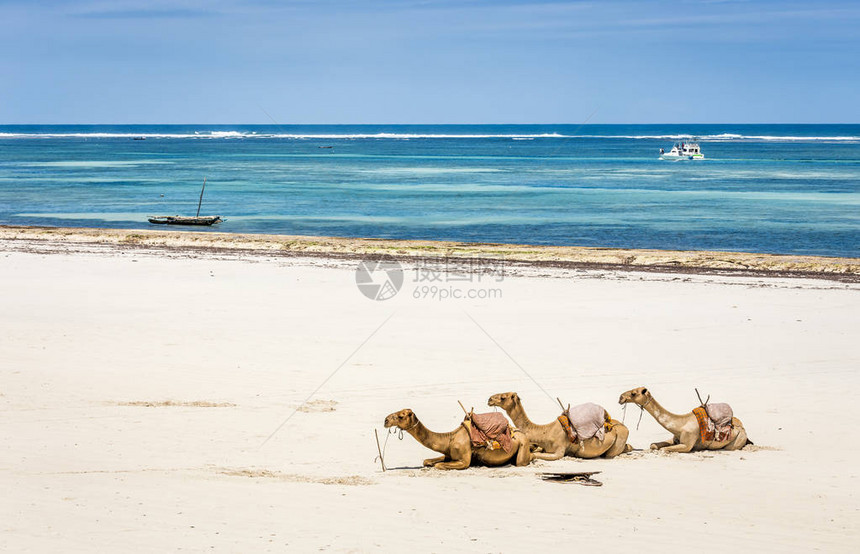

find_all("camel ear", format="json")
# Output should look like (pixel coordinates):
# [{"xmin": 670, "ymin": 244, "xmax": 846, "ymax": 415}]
[
  {"xmin": 641, "ymin": 388, "xmax": 648, "ymax": 395},
  {"xmin": 512, "ymin": 392, "xmax": 519, "ymax": 400}
]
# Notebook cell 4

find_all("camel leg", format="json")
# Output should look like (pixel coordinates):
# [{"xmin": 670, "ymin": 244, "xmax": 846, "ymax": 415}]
[
  {"xmin": 603, "ymin": 423, "xmax": 630, "ymax": 458},
  {"xmin": 423, "ymin": 455, "xmax": 447, "ymax": 467},
  {"xmin": 650, "ymin": 437, "xmax": 677, "ymax": 450},
  {"xmin": 660, "ymin": 432, "xmax": 697, "ymax": 453},
  {"xmin": 434, "ymin": 443, "xmax": 471, "ymax": 470},
  {"xmin": 434, "ymin": 458, "xmax": 470, "ymax": 470},
  {"xmin": 530, "ymin": 449, "xmax": 565, "ymax": 461},
  {"xmin": 661, "ymin": 443, "xmax": 694, "ymax": 453},
  {"xmin": 510, "ymin": 432, "xmax": 533, "ymax": 466},
  {"xmin": 514, "ymin": 443, "xmax": 532, "ymax": 466}
]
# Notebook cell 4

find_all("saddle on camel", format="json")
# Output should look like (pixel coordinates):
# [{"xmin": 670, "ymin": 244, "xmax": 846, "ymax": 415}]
[
  {"xmin": 557, "ymin": 402, "xmax": 614, "ymax": 444},
  {"xmin": 465, "ymin": 411, "xmax": 515, "ymax": 453},
  {"xmin": 693, "ymin": 402, "xmax": 734, "ymax": 443}
]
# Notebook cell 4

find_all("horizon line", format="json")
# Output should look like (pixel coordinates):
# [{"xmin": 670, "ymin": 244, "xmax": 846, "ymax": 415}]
[{"xmin": 2, "ymin": 122, "xmax": 859, "ymax": 126}]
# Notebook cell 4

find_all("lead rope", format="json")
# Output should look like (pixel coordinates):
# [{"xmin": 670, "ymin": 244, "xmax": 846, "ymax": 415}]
[
  {"xmin": 636, "ymin": 397, "xmax": 652, "ymax": 431},
  {"xmin": 374, "ymin": 423, "xmax": 416, "ymax": 466}
]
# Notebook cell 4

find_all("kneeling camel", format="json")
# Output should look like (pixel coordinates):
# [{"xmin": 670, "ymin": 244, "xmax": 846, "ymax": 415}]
[
  {"xmin": 487, "ymin": 392, "xmax": 631, "ymax": 460},
  {"xmin": 383, "ymin": 409, "xmax": 532, "ymax": 470},
  {"xmin": 618, "ymin": 386, "xmax": 749, "ymax": 452}
]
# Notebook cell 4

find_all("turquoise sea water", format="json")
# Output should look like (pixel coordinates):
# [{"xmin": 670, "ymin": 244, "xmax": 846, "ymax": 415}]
[{"xmin": 0, "ymin": 124, "xmax": 858, "ymax": 257}]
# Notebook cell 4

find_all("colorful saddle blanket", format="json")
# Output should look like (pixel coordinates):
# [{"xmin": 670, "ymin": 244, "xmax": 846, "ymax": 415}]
[
  {"xmin": 558, "ymin": 403, "xmax": 611, "ymax": 443},
  {"xmin": 467, "ymin": 412, "xmax": 514, "ymax": 453},
  {"xmin": 693, "ymin": 403, "xmax": 734, "ymax": 443}
]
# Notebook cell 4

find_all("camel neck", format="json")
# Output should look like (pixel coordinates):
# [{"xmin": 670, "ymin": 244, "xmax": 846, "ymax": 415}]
[
  {"xmin": 642, "ymin": 396, "xmax": 686, "ymax": 431},
  {"xmin": 409, "ymin": 421, "xmax": 457, "ymax": 453},
  {"xmin": 507, "ymin": 402, "xmax": 552, "ymax": 434}
]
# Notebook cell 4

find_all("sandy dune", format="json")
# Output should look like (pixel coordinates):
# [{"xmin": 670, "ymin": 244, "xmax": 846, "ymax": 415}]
[{"xmin": 1, "ymin": 239, "xmax": 858, "ymax": 552}]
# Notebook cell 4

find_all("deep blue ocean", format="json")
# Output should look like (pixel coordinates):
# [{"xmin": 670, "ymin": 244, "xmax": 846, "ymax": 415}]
[{"xmin": 0, "ymin": 124, "xmax": 857, "ymax": 257}]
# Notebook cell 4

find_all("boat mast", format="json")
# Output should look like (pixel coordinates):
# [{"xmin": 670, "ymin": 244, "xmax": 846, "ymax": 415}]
[{"xmin": 196, "ymin": 177, "xmax": 206, "ymax": 217}]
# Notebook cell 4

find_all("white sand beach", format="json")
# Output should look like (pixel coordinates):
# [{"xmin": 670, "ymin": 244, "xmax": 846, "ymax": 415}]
[{"xmin": 1, "ymin": 233, "xmax": 858, "ymax": 552}]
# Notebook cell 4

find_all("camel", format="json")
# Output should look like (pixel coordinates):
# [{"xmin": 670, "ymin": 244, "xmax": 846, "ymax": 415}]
[
  {"xmin": 487, "ymin": 392, "xmax": 631, "ymax": 460},
  {"xmin": 618, "ymin": 386, "xmax": 749, "ymax": 452},
  {"xmin": 383, "ymin": 408, "xmax": 532, "ymax": 470}
]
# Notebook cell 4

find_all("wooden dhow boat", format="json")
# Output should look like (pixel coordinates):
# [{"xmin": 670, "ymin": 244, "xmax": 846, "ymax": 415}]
[
  {"xmin": 147, "ymin": 215, "xmax": 222, "ymax": 226},
  {"xmin": 148, "ymin": 177, "xmax": 223, "ymax": 227}
]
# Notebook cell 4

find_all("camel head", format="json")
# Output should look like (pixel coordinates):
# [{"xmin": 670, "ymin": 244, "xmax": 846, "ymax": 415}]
[
  {"xmin": 384, "ymin": 408, "xmax": 418, "ymax": 430},
  {"xmin": 618, "ymin": 386, "xmax": 651, "ymax": 406},
  {"xmin": 487, "ymin": 392, "xmax": 520, "ymax": 412}
]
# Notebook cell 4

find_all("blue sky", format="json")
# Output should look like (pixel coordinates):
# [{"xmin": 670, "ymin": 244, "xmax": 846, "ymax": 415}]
[{"xmin": 1, "ymin": 0, "xmax": 858, "ymax": 123}]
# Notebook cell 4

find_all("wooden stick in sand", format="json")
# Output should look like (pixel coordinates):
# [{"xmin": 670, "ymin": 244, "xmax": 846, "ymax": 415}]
[{"xmin": 374, "ymin": 429, "xmax": 386, "ymax": 472}]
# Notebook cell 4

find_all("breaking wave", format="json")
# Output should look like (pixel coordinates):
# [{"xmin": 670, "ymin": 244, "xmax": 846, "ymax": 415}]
[
  {"xmin": 0, "ymin": 131, "xmax": 565, "ymax": 140},
  {"xmin": 0, "ymin": 131, "xmax": 857, "ymax": 143}
]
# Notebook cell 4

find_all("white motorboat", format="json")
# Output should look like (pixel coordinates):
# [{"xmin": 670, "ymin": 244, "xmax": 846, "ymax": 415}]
[{"xmin": 660, "ymin": 139, "xmax": 704, "ymax": 160}]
